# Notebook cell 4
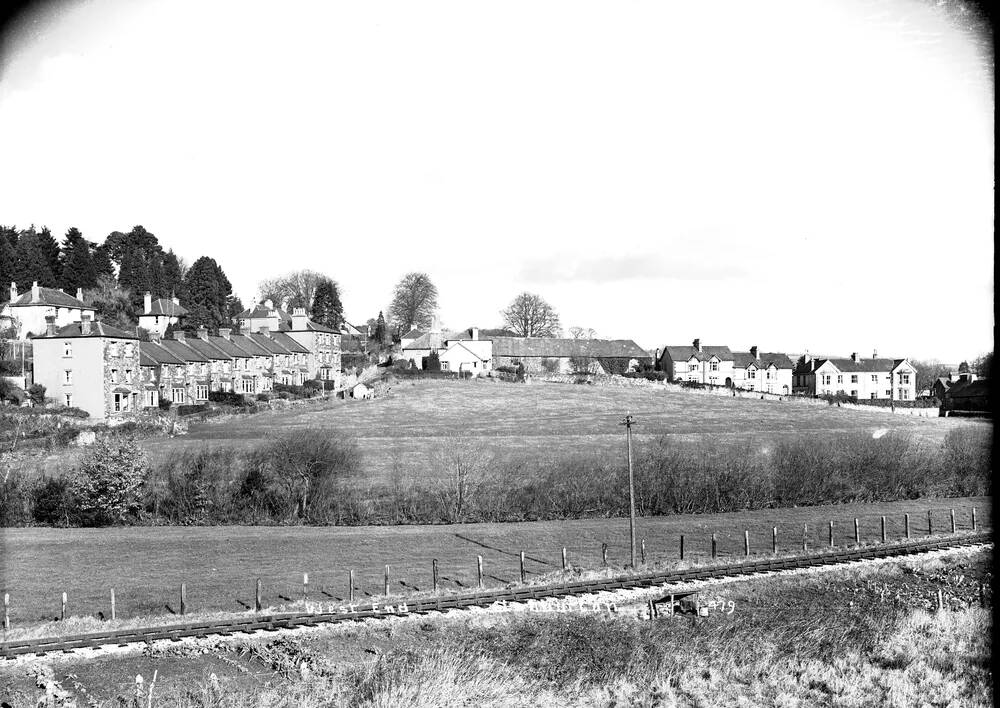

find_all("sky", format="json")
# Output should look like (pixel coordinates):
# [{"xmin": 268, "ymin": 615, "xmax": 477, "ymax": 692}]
[{"xmin": 0, "ymin": 0, "xmax": 993, "ymax": 363}]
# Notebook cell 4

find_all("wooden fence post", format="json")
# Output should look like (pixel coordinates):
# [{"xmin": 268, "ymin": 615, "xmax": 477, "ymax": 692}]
[
  {"xmin": 972, "ymin": 507, "xmax": 977, "ymax": 531},
  {"xmin": 110, "ymin": 588, "xmax": 116, "ymax": 621},
  {"xmin": 61, "ymin": 592, "xmax": 67, "ymax": 621},
  {"xmin": 384, "ymin": 565, "xmax": 390, "ymax": 596},
  {"xmin": 432, "ymin": 559, "xmax": 439, "ymax": 593},
  {"xmin": 905, "ymin": 513, "xmax": 910, "ymax": 539},
  {"xmin": 950, "ymin": 509, "xmax": 956, "ymax": 533},
  {"xmin": 679, "ymin": 535, "xmax": 685, "ymax": 560},
  {"xmin": 255, "ymin": 579, "xmax": 262, "ymax": 612},
  {"xmin": 802, "ymin": 524, "xmax": 807, "ymax": 552},
  {"xmin": 829, "ymin": 521, "xmax": 834, "ymax": 548},
  {"xmin": 477, "ymin": 555, "xmax": 484, "ymax": 589},
  {"xmin": 3, "ymin": 593, "xmax": 8, "ymax": 630},
  {"xmin": 927, "ymin": 509, "xmax": 933, "ymax": 535},
  {"xmin": 744, "ymin": 529, "xmax": 750, "ymax": 557},
  {"xmin": 349, "ymin": 570, "xmax": 356, "ymax": 603},
  {"xmin": 772, "ymin": 526, "xmax": 777, "ymax": 554},
  {"xmin": 937, "ymin": 589, "xmax": 944, "ymax": 612},
  {"xmin": 561, "ymin": 547, "xmax": 567, "ymax": 571},
  {"xmin": 602, "ymin": 543, "xmax": 608, "ymax": 567},
  {"xmin": 854, "ymin": 518, "xmax": 860, "ymax": 545},
  {"xmin": 881, "ymin": 516, "xmax": 886, "ymax": 543},
  {"xmin": 180, "ymin": 583, "xmax": 187, "ymax": 616},
  {"xmin": 302, "ymin": 573, "xmax": 309, "ymax": 602},
  {"xmin": 640, "ymin": 538, "xmax": 646, "ymax": 564},
  {"xmin": 711, "ymin": 533, "xmax": 717, "ymax": 559},
  {"xmin": 519, "ymin": 551, "xmax": 526, "ymax": 583}
]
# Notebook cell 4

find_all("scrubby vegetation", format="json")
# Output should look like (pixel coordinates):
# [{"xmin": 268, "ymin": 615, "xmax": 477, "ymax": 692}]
[{"xmin": 1, "ymin": 425, "xmax": 991, "ymax": 526}]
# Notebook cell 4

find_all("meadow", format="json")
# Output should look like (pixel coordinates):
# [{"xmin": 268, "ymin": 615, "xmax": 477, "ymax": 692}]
[
  {"xmin": 139, "ymin": 378, "xmax": 985, "ymax": 483},
  {"xmin": 0, "ymin": 496, "xmax": 989, "ymax": 628}
]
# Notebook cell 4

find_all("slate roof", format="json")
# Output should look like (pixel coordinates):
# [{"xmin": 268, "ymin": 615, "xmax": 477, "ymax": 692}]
[
  {"xmin": 143, "ymin": 298, "xmax": 188, "ymax": 317},
  {"xmin": 401, "ymin": 329, "xmax": 426, "ymax": 340},
  {"xmin": 403, "ymin": 331, "xmax": 468, "ymax": 350},
  {"xmin": 443, "ymin": 341, "xmax": 489, "ymax": 361},
  {"xmin": 208, "ymin": 335, "xmax": 250, "ymax": 358},
  {"xmin": 289, "ymin": 320, "xmax": 338, "ymax": 334},
  {"xmin": 238, "ymin": 303, "xmax": 292, "ymax": 322},
  {"xmin": 662, "ymin": 345, "xmax": 734, "ymax": 362},
  {"xmin": 732, "ymin": 352, "xmax": 795, "ymax": 369},
  {"xmin": 45, "ymin": 322, "xmax": 138, "ymax": 339},
  {"xmin": 248, "ymin": 333, "xmax": 293, "ymax": 355},
  {"xmin": 5, "ymin": 287, "xmax": 95, "ymax": 310},
  {"xmin": 946, "ymin": 379, "xmax": 990, "ymax": 400},
  {"xmin": 817, "ymin": 358, "xmax": 908, "ymax": 373},
  {"xmin": 492, "ymin": 337, "xmax": 650, "ymax": 359},
  {"xmin": 229, "ymin": 334, "xmax": 272, "ymax": 357},
  {"xmin": 183, "ymin": 336, "xmax": 231, "ymax": 360},
  {"xmin": 270, "ymin": 331, "xmax": 311, "ymax": 354},
  {"xmin": 158, "ymin": 338, "xmax": 210, "ymax": 362},
  {"xmin": 139, "ymin": 341, "xmax": 186, "ymax": 366}
]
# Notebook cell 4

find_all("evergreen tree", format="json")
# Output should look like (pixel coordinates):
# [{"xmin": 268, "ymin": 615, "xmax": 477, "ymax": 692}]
[
  {"xmin": 225, "ymin": 295, "xmax": 244, "ymax": 323},
  {"xmin": 38, "ymin": 227, "xmax": 62, "ymax": 280},
  {"xmin": 60, "ymin": 228, "xmax": 99, "ymax": 293},
  {"xmin": 0, "ymin": 232, "xmax": 16, "ymax": 296},
  {"xmin": 162, "ymin": 250, "xmax": 183, "ymax": 299},
  {"xmin": 182, "ymin": 256, "xmax": 233, "ymax": 330},
  {"xmin": 92, "ymin": 243, "xmax": 115, "ymax": 282},
  {"xmin": 117, "ymin": 245, "xmax": 151, "ymax": 309},
  {"xmin": 310, "ymin": 278, "xmax": 344, "ymax": 328},
  {"xmin": 374, "ymin": 311, "xmax": 388, "ymax": 345},
  {"xmin": 83, "ymin": 276, "xmax": 137, "ymax": 329},
  {"xmin": 13, "ymin": 229, "xmax": 57, "ymax": 290}
]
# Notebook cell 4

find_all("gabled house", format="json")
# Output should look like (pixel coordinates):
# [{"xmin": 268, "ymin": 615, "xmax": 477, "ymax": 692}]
[
  {"xmin": 731, "ymin": 347, "xmax": 794, "ymax": 394},
  {"xmin": 138, "ymin": 291, "xmax": 188, "ymax": 337},
  {"xmin": 941, "ymin": 378, "xmax": 990, "ymax": 415},
  {"xmin": 32, "ymin": 315, "xmax": 141, "ymax": 420},
  {"xmin": 2, "ymin": 281, "xmax": 97, "ymax": 339},
  {"xmin": 657, "ymin": 339, "xmax": 734, "ymax": 385},
  {"xmin": 284, "ymin": 308, "xmax": 342, "ymax": 384},
  {"xmin": 139, "ymin": 339, "xmax": 187, "ymax": 408},
  {"xmin": 237, "ymin": 300, "xmax": 293, "ymax": 333},
  {"xmin": 185, "ymin": 328, "xmax": 237, "ymax": 393},
  {"xmin": 228, "ymin": 330, "xmax": 275, "ymax": 393},
  {"xmin": 399, "ymin": 328, "xmax": 426, "ymax": 350},
  {"xmin": 793, "ymin": 352, "xmax": 917, "ymax": 400},
  {"xmin": 157, "ymin": 332, "xmax": 212, "ymax": 403}
]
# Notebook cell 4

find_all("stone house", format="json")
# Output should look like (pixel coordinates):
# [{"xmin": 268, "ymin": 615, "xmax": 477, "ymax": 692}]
[
  {"xmin": 138, "ymin": 340, "xmax": 187, "ymax": 408},
  {"xmin": 284, "ymin": 308, "xmax": 342, "ymax": 384},
  {"xmin": 137, "ymin": 292, "xmax": 188, "ymax": 337},
  {"xmin": 227, "ymin": 331, "xmax": 275, "ymax": 393},
  {"xmin": 32, "ymin": 315, "xmax": 142, "ymax": 420},
  {"xmin": 2, "ymin": 282, "xmax": 96, "ymax": 339},
  {"xmin": 793, "ymin": 352, "xmax": 918, "ymax": 400},
  {"xmin": 657, "ymin": 339, "xmax": 734, "ymax": 385},
  {"xmin": 730, "ymin": 347, "xmax": 794, "ymax": 394},
  {"xmin": 156, "ymin": 332, "xmax": 212, "ymax": 404}
]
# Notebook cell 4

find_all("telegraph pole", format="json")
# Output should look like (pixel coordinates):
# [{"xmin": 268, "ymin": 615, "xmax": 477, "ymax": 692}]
[{"xmin": 620, "ymin": 412, "xmax": 637, "ymax": 567}]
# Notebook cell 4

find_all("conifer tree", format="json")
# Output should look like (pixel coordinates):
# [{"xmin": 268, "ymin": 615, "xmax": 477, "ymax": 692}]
[
  {"xmin": 162, "ymin": 250, "xmax": 184, "ymax": 299},
  {"xmin": 60, "ymin": 228, "xmax": 99, "ymax": 293},
  {"xmin": 182, "ymin": 256, "xmax": 233, "ymax": 330},
  {"xmin": 117, "ymin": 245, "xmax": 151, "ymax": 310},
  {"xmin": 0, "ymin": 232, "xmax": 16, "ymax": 296},
  {"xmin": 91, "ymin": 243, "xmax": 115, "ymax": 282},
  {"xmin": 310, "ymin": 278, "xmax": 344, "ymax": 328},
  {"xmin": 38, "ymin": 227, "xmax": 62, "ymax": 280},
  {"xmin": 13, "ymin": 229, "xmax": 57, "ymax": 290}
]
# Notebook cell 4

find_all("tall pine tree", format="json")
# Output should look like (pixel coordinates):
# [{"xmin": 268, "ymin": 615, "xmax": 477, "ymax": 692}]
[
  {"xmin": 13, "ymin": 229, "xmax": 57, "ymax": 290},
  {"xmin": 182, "ymin": 256, "xmax": 232, "ymax": 330},
  {"xmin": 38, "ymin": 227, "xmax": 62, "ymax": 281},
  {"xmin": 91, "ymin": 243, "xmax": 115, "ymax": 282},
  {"xmin": 162, "ymin": 250, "xmax": 184, "ymax": 300},
  {"xmin": 0, "ymin": 232, "xmax": 17, "ymax": 297},
  {"xmin": 310, "ymin": 278, "xmax": 344, "ymax": 328},
  {"xmin": 117, "ymin": 245, "xmax": 151, "ymax": 309},
  {"xmin": 60, "ymin": 228, "xmax": 99, "ymax": 293}
]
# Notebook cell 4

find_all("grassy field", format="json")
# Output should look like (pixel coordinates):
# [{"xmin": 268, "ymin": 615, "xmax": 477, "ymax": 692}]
[
  {"xmin": 0, "ymin": 495, "xmax": 989, "ymax": 628},
  {"xmin": 2, "ymin": 546, "xmax": 991, "ymax": 706},
  {"xmin": 138, "ymin": 379, "xmax": 987, "ymax": 483}
]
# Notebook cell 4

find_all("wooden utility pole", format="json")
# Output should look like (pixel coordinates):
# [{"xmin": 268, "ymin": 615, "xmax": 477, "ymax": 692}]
[{"xmin": 620, "ymin": 413, "xmax": 637, "ymax": 568}]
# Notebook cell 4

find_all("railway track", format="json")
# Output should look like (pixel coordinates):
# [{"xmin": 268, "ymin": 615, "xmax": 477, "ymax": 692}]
[{"xmin": 2, "ymin": 531, "xmax": 991, "ymax": 659}]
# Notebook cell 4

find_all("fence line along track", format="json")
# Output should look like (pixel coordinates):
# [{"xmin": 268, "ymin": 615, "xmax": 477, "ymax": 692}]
[{"xmin": 2, "ymin": 532, "xmax": 991, "ymax": 659}]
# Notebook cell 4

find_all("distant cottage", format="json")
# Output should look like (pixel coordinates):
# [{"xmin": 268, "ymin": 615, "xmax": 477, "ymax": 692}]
[{"xmin": 1, "ymin": 281, "xmax": 96, "ymax": 339}]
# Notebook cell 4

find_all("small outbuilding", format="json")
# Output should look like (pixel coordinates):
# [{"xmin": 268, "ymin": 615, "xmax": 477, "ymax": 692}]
[{"xmin": 351, "ymin": 382, "xmax": 372, "ymax": 400}]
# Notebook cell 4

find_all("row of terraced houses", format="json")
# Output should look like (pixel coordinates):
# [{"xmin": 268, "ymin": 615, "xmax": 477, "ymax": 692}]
[{"xmin": 2, "ymin": 283, "xmax": 340, "ymax": 420}]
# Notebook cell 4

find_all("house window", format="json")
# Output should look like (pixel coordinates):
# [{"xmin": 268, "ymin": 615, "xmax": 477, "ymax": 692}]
[
  {"xmin": 63, "ymin": 343, "xmax": 72, "ymax": 357},
  {"xmin": 196, "ymin": 385, "xmax": 209, "ymax": 400},
  {"xmin": 109, "ymin": 343, "xmax": 119, "ymax": 357},
  {"xmin": 766, "ymin": 370, "xmax": 772, "ymax": 380},
  {"xmin": 689, "ymin": 363, "xmax": 698, "ymax": 372},
  {"xmin": 64, "ymin": 370, "xmax": 72, "ymax": 384},
  {"xmin": 822, "ymin": 375, "xmax": 831, "ymax": 385},
  {"xmin": 710, "ymin": 361, "xmax": 719, "ymax": 371},
  {"xmin": 111, "ymin": 369, "xmax": 118, "ymax": 383},
  {"xmin": 851, "ymin": 375, "xmax": 858, "ymax": 383},
  {"xmin": 748, "ymin": 369, "xmax": 756, "ymax": 379},
  {"xmin": 871, "ymin": 375, "xmax": 878, "ymax": 382},
  {"xmin": 898, "ymin": 388, "xmax": 908, "ymax": 400},
  {"xmin": 124, "ymin": 343, "xmax": 133, "ymax": 357},
  {"xmin": 172, "ymin": 387, "xmax": 185, "ymax": 402},
  {"xmin": 900, "ymin": 374, "xmax": 910, "ymax": 385},
  {"xmin": 885, "ymin": 390, "xmax": 891, "ymax": 397},
  {"xmin": 836, "ymin": 375, "xmax": 843, "ymax": 384},
  {"xmin": 871, "ymin": 393, "xmax": 876, "ymax": 399},
  {"xmin": 64, "ymin": 394, "xmax": 72, "ymax": 407},
  {"xmin": 125, "ymin": 369, "xmax": 133, "ymax": 383}
]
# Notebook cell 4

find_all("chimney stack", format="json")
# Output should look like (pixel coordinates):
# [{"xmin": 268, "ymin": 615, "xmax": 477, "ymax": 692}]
[
  {"xmin": 45, "ymin": 315, "xmax": 56, "ymax": 336},
  {"xmin": 851, "ymin": 352, "xmax": 859, "ymax": 362},
  {"xmin": 693, "ymin": 338, "xmax": 702, "ymax": 353},
  {"xmin": 259, "ymin": 326, "xmax": 270, "ymax": 336},
  {"xmin": 9, "ymin": 281, "xmax": 16, "ymax": 302},
  {"xmin": 219, "ymin": 328, "xmax": 231, "ymax": 340},
  {"xmin": 144, "ymin": 291, "xmax": 152, "ymax": 314},
  {"xmin": 197, "ymin": 326, "xmax": 209, "ymax": 341},
  {"xmin": 80, "ymin": 314, "xmax": 91, "ymax": 335},
  {"xmin": 471, "ymin": 327, "xmax": 479, "ymax": 341},
  {"xmin": 750, "ymin": 345, "xmax": 759, "ymax": 360},
  {"xmin": 173, "ymin": 331, "xmax": 186, "ymax": 342},
  {"xmin": 872, "ymin": 349, "xmax": 878, "ymax": 359},
  {"xmin": 291, "ymin": 307, "xmax": 309, "ymax": 330},
  {"xmin": 76, "ymin": 287, "xmax": 83, "ymax": 302},
  {"xmin": 431, "ymin": 316, "xmax": 441, "ymax": 333},
  {"xmin": 171, "ymin": 294, "xmax": 179, "ymax": 306},
  {"xmin": 31, "ymin": 281, "xmax": 40, "ymax": 303},
  {"xmin": 264, "ymin": 298, "xmax": 274, "ymax": 310}
]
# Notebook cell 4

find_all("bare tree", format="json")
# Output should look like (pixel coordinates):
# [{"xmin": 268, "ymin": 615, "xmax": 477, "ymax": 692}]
[
  {"xmin": 568, "ymin": 326, "xmax": 596, "ymax": 339},
  {"xmin": 388, "ymin": 272, "xmax": 439, "ymax": 332},
  {"xmin": 434, "ymin": 438, "xmax": 492, "ymax": 523},
  {"xmin": 501, "ymin": 292, "xmax": 561, "ymax": 337},
  {"xmin": 257, "ymin": 270, "xmax": 329, "ymax": 310}
]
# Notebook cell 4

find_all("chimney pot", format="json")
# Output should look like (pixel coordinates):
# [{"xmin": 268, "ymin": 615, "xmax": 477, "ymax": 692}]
[
  {"xmin": 472, "ymin": 327, "xmax": 479, "ymax": 341},
  {"xmin": 750, "ymin": 345, "xmax": 759, "ymax": 359},
  {"xmin": 173, "ymin": 331, "xmax": 186, "ymax": 342},
  {"xmin": 76, "ymin": 287, "xmax": 83, "ymax": 301},
  {"xmin": 872, "ymin": 350, "xmax": 878, "ymax": 359},
  {"xmin": 80, "ymin": 316, "xmax": 91, "ymax": 335},
  {"xmin": 259, "ymin": 326, "xmax": 270, "ymax": 336},
  {"xmin": 9, "ymin": 281, "xmax": 16, "ymax": 302},
  {"xmin": 264, "ymin": 299, "xmax": 273, "ymax": 310},
  {"xmin": 197, "ymin": 326, "xmax": 209, "ymax": 341},
  {"xmin": 219, "ymin": 328, "xmax": 231, "ymax": 340},
  {"xmin": 31, "ymin": 281, "xmax": 40, "ymax": 303},
  {"xmin": 693, "ymin": 338, "xmax": 701, "ymax": 352},
  {"xmin": 144, "ymin": 291, "xmax": 152, "ymax": 314},
  {"xmin": 851, "ymin": 352, "xmax": 859, "ymax": 362},
  {"xmin": 45, "ymin": 315, "xmax": 56, "ymax": 336},
  {"xmin": 172, "ymin": 294, "xmax": 179, "ymax": 305}
]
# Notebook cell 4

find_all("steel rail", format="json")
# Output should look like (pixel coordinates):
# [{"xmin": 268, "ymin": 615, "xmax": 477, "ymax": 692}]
[{"xmin": 1, "ymin": 531, "xmax": 990, "ymax": 659}]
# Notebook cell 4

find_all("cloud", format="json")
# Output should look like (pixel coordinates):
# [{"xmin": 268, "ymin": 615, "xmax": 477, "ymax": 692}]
[{"xmin": 517, "ymin": 255, "xmax": 747, "ymax": 284}]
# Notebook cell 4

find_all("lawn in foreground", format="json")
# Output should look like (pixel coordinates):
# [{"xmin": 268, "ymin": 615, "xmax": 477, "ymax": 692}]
[
  {"xmin": 0, "ymin": 496, "xmax": 989, "ymax": 628},
  {"xmin": 140, "ymin": 379, "xmax": 988, "ymax": 483}
]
